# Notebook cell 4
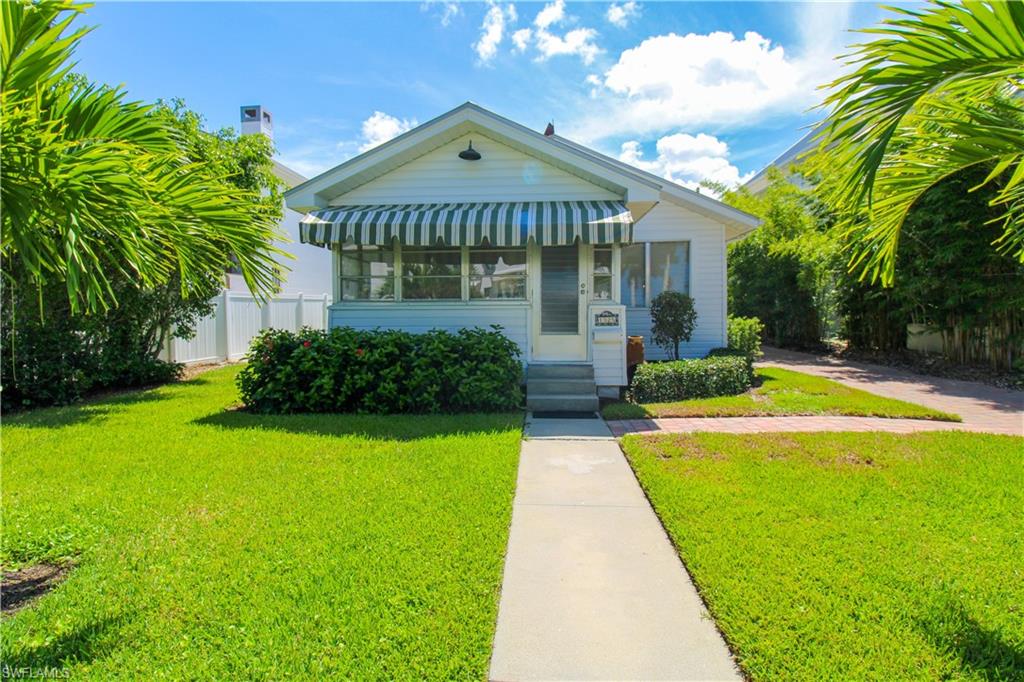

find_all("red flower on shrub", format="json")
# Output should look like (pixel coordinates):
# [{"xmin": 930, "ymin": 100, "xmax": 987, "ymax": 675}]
[
  {"xmin": 355, "ymin": 348, "xmax": 364, "ymax": 357},
  {"xmin": 303, "ymin": 340, "xmax": 312, "ymax": 348}
]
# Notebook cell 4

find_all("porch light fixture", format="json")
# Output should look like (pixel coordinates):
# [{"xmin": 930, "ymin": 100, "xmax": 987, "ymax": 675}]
[{"xmin": 458, "ymin": 140, "xmax": 481, "ymax": 161}]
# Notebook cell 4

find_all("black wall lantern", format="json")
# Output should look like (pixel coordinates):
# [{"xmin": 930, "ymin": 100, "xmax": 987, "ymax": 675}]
[{"xmin": 458, "ymin": 140, "xmax": 481, "ymax": 161}]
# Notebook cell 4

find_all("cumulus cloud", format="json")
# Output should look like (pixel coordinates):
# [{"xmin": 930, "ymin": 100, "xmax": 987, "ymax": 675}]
[
  {"xmin": 606, "ymin": 1, "xmax": 639, "ymax": 28},
  {"xmin": 474, "ymin": 1, "xmax": 517, "ymax": 64},
  {"xmin": 534, "ymin": 0, "xmax": 565, "ymax": 29},
  {"xmin": 506, "ymin": 0, "xmax": 602, "ymax": 65},
  {"xmin": 618, "ymin": 133, "xmax": 753, "ymax": 192},
  {"xmin": 420, "ymin": 0, "xmax": 461, "ymax": 27},
  {"xmin": 511, "ymin": 27, "xmax": 532, "ymax": 52},
  {"xmin": 358, "ymin": 111, "xmax": 418, "ymax": 152}
]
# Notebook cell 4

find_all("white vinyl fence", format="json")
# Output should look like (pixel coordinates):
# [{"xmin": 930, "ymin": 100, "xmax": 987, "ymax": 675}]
[{"xmin": 161, "ymin": 290, "xmax": 330, "ymax": 364}]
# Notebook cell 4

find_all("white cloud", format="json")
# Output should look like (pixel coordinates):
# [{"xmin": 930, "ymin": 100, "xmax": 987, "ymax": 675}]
[
  {"xmin": 534, "ymin": 27, "xmax": 601, "ymax": 65},
  {"xmin": 511, "ymin": 27, "xmax": 532, "ymax": 52},
  {"xmin": 421, "ymin": 0, "xmax": 461, "ymax": 27},
  {"xmin": 534, "ymin": 0, "xmax": 565, "ymax": 29},
  {"xmin": 618, "ymin": 133, "xmax": 753, "ymax": 192},
  {"xmin": 358, "ymin": 111, "xmax": 418, "ymax": 152},
  {"xmin": 606, "ymin": 1, "xmax": 640, "ymax": 28},
  {"xmin": 474, "ymin": 1, "xmax": 517, "ymax": 64}
]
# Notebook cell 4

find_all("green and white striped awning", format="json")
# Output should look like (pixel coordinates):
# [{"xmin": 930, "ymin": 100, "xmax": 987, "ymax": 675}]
[{"xmin": 299, "ymin": 201, "xmax": 633, "ymax": 247}]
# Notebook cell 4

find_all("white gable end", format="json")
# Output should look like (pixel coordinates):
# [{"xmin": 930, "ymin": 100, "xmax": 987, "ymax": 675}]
[{"xmin": 331, "ymin": 133, "xmax": 619, "ymax": 205}]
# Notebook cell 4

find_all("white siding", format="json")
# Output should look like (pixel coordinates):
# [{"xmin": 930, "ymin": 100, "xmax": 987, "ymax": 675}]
[
  {"xmin": 328, "ymin": 303, "xmax": 531, "ymax": 361},
  {"xmin": 333, "ymin": 133, "xmax": 619, "ymax": 205},
  {"xmin": 629, "ymin": 202, "xmax": 727, "ymax": 360}
]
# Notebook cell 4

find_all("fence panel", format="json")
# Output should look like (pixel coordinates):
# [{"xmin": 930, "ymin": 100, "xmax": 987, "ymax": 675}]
[{"xmin": 164, "ymin": 290, "xmax": 330, "ymax": 364}]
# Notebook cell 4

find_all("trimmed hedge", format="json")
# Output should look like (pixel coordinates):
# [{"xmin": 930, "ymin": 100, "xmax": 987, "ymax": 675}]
[
  {"xmin": 629, "ymin": 356, "xmax": 752, "ymax": 403},
  {"xmin": 237, "ymin": 326, "xmax": 522, "ymax": 414},
  {"xmin": 727, "ymin": 315, "xmax": 764, "ymax": 359}
]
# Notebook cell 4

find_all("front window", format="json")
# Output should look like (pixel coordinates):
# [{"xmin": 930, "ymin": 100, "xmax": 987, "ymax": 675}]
[
  {"xmin": 469, "ymin": 248, "xmax": 527, "ymax": 300},
  {"xmin": 401, "ymin": 247, "xmax": 462, "ymax": 300},
  {"xmin": 592, "ymin": 247, "xmax": 613, "ymax": 300},
  {"xmin": 339, "ymin": 244, "xmax": 395, "ymax": 300}
]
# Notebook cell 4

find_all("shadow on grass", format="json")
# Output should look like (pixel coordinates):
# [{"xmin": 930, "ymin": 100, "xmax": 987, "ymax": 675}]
[
  {"xmin": 3, "ymin": 615, "xmax": 126, "ymax": 670},
  {"xmin": 192, "ymin": 408, "xmax": 523, "ymax": 442},
  {"xmin": 3, "ymin": 387, "xmax": 181, "ymax": 429},
  {"xmin": 919, "ymin": 594, "xmax": 1024, "ymax": 679}
]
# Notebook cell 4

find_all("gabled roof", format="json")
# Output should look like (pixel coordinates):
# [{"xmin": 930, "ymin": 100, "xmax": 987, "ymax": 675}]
[
  {"xmin": 744, "ymin": 126, "xmax": 820, "ymax": 195},
  {"xmin": 285, "ymin": 102, "xmax": 759, "ymax": 239}
]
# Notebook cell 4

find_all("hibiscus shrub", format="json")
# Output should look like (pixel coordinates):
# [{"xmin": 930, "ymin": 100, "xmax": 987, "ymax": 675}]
[{"xmin": 236, "ymin": 326, "xmax": 523, "ymax": 414}]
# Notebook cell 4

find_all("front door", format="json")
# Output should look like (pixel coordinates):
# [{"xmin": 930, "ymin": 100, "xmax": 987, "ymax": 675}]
[{"xmin": 532, "ymin": 244, "xmax": 588, "ymax": 361}]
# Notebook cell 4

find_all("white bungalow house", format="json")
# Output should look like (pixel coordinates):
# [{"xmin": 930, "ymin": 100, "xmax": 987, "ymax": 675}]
[{"xmin": 285, "ymin": 103, "xmax": 758, "ymax": 410}]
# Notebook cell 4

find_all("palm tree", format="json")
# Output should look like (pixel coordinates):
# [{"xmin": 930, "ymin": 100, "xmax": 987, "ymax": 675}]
[
  {"xmin": 813, "ymin": 1, "xmax": 1024, "ymax": 285},
  {"xmin": 1, "ymin": 0, "xmax": 283, "ymax": 313}
]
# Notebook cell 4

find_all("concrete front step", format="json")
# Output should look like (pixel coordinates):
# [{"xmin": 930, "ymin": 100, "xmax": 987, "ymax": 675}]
[
  {"xmin": 526, "ymin": 394, "xmax": 600, "ymax": 412},
  {"xmin": 527, "ymin": 378, "xmax": 597, "ymax": 395},
  {"xmin": 527, "ymin": 363, "xmax": 595, "ymax": 380}
]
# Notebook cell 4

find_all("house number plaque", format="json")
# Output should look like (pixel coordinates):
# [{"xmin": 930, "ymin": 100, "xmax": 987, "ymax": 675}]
[{"xmin": 594, "ymin": 310, "xmax": 620, "ymax": 327}]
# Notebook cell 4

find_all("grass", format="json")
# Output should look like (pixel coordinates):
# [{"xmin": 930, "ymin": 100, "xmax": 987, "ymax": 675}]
[
  {"xmin": 1, "ymin": 366, "xmax": 522, "ymax": 679},
  {"xmin": 602, "ymin": 366, "xmax": 959, "ymax": 421},
  {"xmin": 621, "ymin": 431, "xmax": 1024, "ymax": 681}
]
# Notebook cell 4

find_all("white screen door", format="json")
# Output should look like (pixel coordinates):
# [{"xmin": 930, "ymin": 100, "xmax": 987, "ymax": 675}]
[{"xmin": 533, "ymin": 244, "xmax": 587, "ymax": 360}]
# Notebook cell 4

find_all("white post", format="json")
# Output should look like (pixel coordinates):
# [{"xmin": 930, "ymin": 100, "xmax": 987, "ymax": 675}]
[
  {"xmin": 260, "ymin": 297, "xmax": 271, "ymax": 331},
  {"xmin": 220, "ymin": 289, "xmax": 232, "ymax": 361},
  {"xmin": 296, "ymin": 292, "xmax": 304, "ymax": 330}
]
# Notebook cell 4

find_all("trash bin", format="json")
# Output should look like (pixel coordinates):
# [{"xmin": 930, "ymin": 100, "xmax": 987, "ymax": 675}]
[{"xmin": 627, "ymin": 335, "xmax": 645, "ymax": 367}]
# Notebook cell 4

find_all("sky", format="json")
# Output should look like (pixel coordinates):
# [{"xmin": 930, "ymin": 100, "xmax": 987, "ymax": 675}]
[{"xmin": 73, "ymin": 1, "xmax": 893, "ymax": 189}]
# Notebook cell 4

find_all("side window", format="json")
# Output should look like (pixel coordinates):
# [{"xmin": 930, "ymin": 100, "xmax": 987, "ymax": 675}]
[
  {"xmin": 620, "ymin": 243, "xmax": 646, "ymax": 307},
  {"xmin": 339, "ymin": 244, "xmax": 395, "ymax": 300}
]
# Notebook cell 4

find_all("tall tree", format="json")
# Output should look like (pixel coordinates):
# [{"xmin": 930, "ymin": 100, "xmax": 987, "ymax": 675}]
[
  {"xmin": 0, "ymin": 0, "xmax": 283, "ymax": 313},
  {"xmin": 813, "ymin": 1, "xmax": 1024, "ymax": 285}
]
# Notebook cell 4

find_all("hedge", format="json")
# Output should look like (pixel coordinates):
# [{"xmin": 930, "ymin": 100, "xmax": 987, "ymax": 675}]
[
  {"xmin": 237, "ymin": 326, "xmax": 522, "ymax": 414},
  {"xmin": 629, "ymin": 356, "xmax": 752, "ymax": 403}
]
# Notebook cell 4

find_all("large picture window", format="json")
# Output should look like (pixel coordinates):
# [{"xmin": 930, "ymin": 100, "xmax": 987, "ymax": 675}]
[
  {"xmin": 620, "ymin": 241, "xmax": 689, "ymax": 307},
  {"xmin": 469, "ymin": 248, "xmax": 527, "ymax": 300},
  {"xmin": 339, "ymin": 245, "xmax": 395, "ymax": 301}
]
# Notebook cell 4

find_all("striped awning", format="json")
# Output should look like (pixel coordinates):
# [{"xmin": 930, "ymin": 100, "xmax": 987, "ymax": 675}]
[{"xmin": 299, "ymin": 201, "xmax": 633, "ymax": 247}]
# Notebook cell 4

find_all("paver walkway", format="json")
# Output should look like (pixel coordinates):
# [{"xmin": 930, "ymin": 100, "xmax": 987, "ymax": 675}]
[
  {"xmin": 609, "ymin": 348, "xmax": 1023, "ymax": 437},
  {"xmin": 489, "ymin": 417, "xmax": 740, "ymax": 681}
]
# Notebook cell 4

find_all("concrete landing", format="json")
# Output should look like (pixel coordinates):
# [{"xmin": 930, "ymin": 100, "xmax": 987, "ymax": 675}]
[{"xmin": 489, "ymin": 421, "xmax": 741, "ymax": 681}]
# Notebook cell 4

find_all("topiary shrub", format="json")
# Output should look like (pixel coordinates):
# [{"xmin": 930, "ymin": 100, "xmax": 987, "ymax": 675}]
[
  {"xmin": 629, "ymin": 356, "xmax": 751, "ymax": 403},
  {"xmin": 649, "ymin": 291, "xmax": 698, "ymax": 360},
  {"xmin": 727, "ymin": 316, "xmax": 764, "ymax": 360},
  {"xmin": 236, "ymin": 325, "xmax": 522, "ymax": 414}
]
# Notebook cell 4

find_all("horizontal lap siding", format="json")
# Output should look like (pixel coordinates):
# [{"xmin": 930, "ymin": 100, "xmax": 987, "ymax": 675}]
[
  {"xmin": 629, "ymin": 203, "xmax": 727, "ymax": 360},
  {"xmin": 334, "ymin": 133, "xmax": 617, "ymax": 204},
  {"xmin": 328, "ymin": 304, "xmax": 530, "ymax": 360}
]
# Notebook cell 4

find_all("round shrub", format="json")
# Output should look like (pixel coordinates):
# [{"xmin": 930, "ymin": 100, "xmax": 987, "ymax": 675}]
[
  {"xmin": 236, "ymin": 325, "xmax": 523, "ymax": 414},
  {"xmin": 649, "ymin": 291, "xmax": 698, "ymax": 360},
  {"xmin": 629, "ymin": 356, "xmax": 752, "ymax": 403}
]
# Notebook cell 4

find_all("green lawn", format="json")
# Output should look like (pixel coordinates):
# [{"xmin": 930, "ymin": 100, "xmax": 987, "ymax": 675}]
[
  {"xmin": 622, "ymin": 431, "xmax": 1024, "ymax": 681},
  {"xmin": 1, "ymin": 366, "xmax": 522, "ymax": 679},
  {"xmin": 603, "ymin": 366, "xmax": 959, "ymax": 421}
]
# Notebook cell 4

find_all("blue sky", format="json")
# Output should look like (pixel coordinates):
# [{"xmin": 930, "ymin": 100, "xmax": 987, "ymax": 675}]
[{"xmin": 75, "ymin": 1, "xmax": 891, "ymax": 187}]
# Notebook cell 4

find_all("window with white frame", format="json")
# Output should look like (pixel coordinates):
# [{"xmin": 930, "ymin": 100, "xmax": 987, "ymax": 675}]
[
  {"xmin": 339, "ymin": 244, "xmax": 395, "ymax": 301},
  {"xmin": 620, "ymin": 241, "xmax": 690, "ymax": 307},
  {"xmin": 339, "ymin": 244, "xmax": 528, "ymax": 301},
  {"xmin": 592, "ymin": 247, "xmax": 613, "ymax": 301}
]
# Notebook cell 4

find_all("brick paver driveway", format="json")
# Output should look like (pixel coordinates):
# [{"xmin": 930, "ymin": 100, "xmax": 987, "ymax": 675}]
[{"xmin": 609, "ymin": 347, "xmax": 1023, "ymax": 437}]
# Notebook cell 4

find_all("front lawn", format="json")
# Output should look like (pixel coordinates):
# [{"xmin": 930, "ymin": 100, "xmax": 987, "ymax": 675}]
[
  {"xmin": 1, "ymin": 366, "xmax": 522, "ymax": 679},
  {"xmin": 622, "ymin": 431, "xmax": 1024, "ymax": 681},
  {"xmin": 603, "ymin": 366, "xmax": 959, "ymax": 421}
]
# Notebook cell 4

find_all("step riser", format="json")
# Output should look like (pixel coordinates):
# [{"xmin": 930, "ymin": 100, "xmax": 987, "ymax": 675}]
[
  {"xmin": 527, "ymin": 364, "xmax": 594, "ymax": 380},
  {"xmin": 528, "ymin": 378, "xmax": 597, "ymax": 395},
  {"xmin": 527, "ymin": 395, "xmax": 600, "ymax": 412}
]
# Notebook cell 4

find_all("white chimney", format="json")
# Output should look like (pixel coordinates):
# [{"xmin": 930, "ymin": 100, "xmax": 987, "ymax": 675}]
[{"xmin": 240, "ymin": 104, "xmax": 273, "ymax": 140}]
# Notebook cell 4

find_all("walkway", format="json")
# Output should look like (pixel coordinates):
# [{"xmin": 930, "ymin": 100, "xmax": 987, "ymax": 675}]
[
  {"xmin": 610, "ymin": 348, "xmax": 1022, "ymax": 438},
  {"xmin": 489, "ymin": 416, "xmax": 740, "ymax": 681}
]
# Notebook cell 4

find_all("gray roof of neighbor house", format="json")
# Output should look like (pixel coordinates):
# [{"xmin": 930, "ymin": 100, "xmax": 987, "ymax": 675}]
[
  {"xmin": 272, "ymin": 160, "xmax": 306, "ymax": 189},
  {"xmin": 284, "ymin": 102, "xmax": 760, "ymax": 239},
  {"xmin": 743, "ymin": 126, "xmax": 821, "ymax": 195}
]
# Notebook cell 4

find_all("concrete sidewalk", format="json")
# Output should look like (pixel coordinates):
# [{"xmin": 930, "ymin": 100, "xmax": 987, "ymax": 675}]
[{"xmin": 489, "ymin": 417, "xmax": 740, "ymax": 681}]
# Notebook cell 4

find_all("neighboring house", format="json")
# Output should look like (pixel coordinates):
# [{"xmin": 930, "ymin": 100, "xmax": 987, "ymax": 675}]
[
  {"xmin": 285, "ymin": 102, "xmax": 758, "ymax": 404},
  {"xmin": 743, "ymin": 128, "xmax": 818, "ymax": 195},
  {"xmin": 227, "ymin": 105, "xmax": 332, "ymax": 298}
]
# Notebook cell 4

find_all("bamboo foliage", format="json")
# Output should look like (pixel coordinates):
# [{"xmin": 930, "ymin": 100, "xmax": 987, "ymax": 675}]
[{"xmin": 0, "ymin": 0, "xmax": 284, "ymax": 313}]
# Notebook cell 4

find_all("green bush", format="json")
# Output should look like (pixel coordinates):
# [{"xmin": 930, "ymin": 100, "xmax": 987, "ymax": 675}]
[
  {"xmin": 236, "ymin": 326, "xmax": 523, "ymax": 414},
  {"xmin": 629, "ymin": 356, "xmax": 752, "ymax": 403},
  {"xmin": 650, "ymin": 291, "xmax": 698, "ymax": 360},
  {"xmin": 727, "ymin": 316, "xmax": 764, "ymax": 359}
]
